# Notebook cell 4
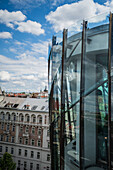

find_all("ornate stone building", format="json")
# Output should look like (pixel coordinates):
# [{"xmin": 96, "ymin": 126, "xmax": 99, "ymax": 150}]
[{"xmin": 0, "ymin": 96, "xmax": 50, "ymax": 170}]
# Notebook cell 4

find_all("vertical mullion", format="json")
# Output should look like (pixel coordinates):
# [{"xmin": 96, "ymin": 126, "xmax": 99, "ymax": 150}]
[
  {"xmin": 80, "ymin": 20, "xmax": 87, "ymax": 170},
  {"xmin": 60, "ymin": 29, "xmax": 67, "ymax": 170},
  {"xmin": 108, "ymin": 12, "xmax": 112, "ymax": 170}
]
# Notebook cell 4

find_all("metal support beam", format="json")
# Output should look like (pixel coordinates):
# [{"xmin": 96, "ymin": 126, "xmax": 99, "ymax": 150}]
[
  {"xmin": 80, "ymin": 20, "xmax": 87, "ymax": 170},
  {"xmin": 108, "ymin": 12, "xmax": 112, "ymax": 170},
  {"xmin": 60, "ymin": 29, "xmax": 67, "ymax": 170}
]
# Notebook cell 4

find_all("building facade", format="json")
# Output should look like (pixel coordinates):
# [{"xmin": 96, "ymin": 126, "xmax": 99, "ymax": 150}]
[
  {"xmin": 0, "ymin": 96, "xmax": 50, "ymax": 170},
  {"xmin": 48, "ymin": 13, "xmax": 113, "ymax": 169}
]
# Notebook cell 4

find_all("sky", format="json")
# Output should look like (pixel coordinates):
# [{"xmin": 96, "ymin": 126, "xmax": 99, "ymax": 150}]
[{"xmin": 0, "ymin": 0, "xmax": 113, "ymax": 93}]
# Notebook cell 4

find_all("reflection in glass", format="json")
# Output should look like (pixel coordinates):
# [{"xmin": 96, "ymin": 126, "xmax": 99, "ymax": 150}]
[
  {"xmin": 64, "ymin": 104, "xmax": 80, "ymax": 169},
  {"xmin": 84, "ymin": 82, "xmax": 108, "ymax": 169}
]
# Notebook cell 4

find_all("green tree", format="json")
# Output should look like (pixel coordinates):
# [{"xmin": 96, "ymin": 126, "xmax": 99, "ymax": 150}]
[{"xmin": 0, "ymin": 152, "xmax": 16, "ymax": 170}]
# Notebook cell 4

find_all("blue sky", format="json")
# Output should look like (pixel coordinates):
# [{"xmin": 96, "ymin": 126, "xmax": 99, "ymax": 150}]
[{"xmin": 0, "ymin": 0, "xmax": 112, "ymax": 92}]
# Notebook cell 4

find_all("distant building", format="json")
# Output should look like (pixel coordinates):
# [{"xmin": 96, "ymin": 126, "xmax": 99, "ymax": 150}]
[{"xmin": 0, "ymin": 97, "xmax": 50, "ymax": 170}]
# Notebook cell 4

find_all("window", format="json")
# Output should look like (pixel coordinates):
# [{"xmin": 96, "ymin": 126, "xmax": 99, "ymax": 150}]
[
  {"xmin": 5, "ymin": 147, "xmax": 8, "ymax": 152},
  {"xmin": 36, "ymin": 164, "xmax": 39, "ymax": 170},
  {"xmin": 31, "ymin": 105, "xmax": 38, "ymax": 110},
  {"xmin": 27, "ymin": 116, "xmax": 30, "ymax": 122},
  {"xmin": 13, "ymin": 115, "xmax": 16, "ymax": 121},
  {"xmin": 7, "ymin": 124, "xmax": 9, "ymax": 131},
  {"xmin": 31, "ymin": 139, "xmax": 35, "ymax": 146},
  {"xmin": 47, "ymin": 167, "xmax": 50, "ymax": 170},
  {"xmin": 0, "ymin": 135, "xmax": 3, "ymax": 141},
  {"xmin": 11, "ymin": 136, "xmax": 14, "ymax": 143},
  {"xmin": 38, "ymin": 128, "xmax": 41, "ymax": 135},
  {"xmin": 19, "ymin": 137, "xmax": 22, "ymax": 144},
  {"xmin": 39, "ymin": 116, "xmax": 42, "ymax": 124},
  {"xmin": 1, "ymin": 123, "xmax": 4, "ymax": 130},
  {"xmin": 8, "ymin": 114, "xmax": 10, "ymax": 120},
  {"xmin": 13, "ymin": 104, "xmax": 19, "ymax": 108},
  {"xmin": 19, "ymin": 125, "xmax": 22, "ymax": 132},
  {"xmin": 24, "ymin": 150, "xmax": 27, "ymax": 157},
  {"xmin": 0, "ymin": 146, "xmax": 2, "ymax": 152},
  {"xmin": 33, "ymin": 116, "xmax": 36, "ymax": 123},
  {"xmin": 2, "ymin": 114, "xmax": 5, "ymax": 120},
  {"xmin": 21, "ymin": 115, "xmax": 24, "ymax": 121},
  {"xmin": 47, "ymin": 129, "xmax": 49, "ymax": 136},
  {"xmin": 18, "ymin": 160, "xmax": 21, "ymax": 167},
  {"xmin": 11, "ymin": 148, "xmax": 14, "ymax": 154},
  {"xmin": 37, "ymin": 140, "xmax": 41, "ymax": 147},
  {"xmin": 24, "ymin": 161, "xmax": 27, "ymax": 169},
  {"xmin": 47, "ymin": 154, "xmax": 50, "ymax": 161},
  {"xmin": 41, "ymin": 106, "xmax": 45, "ymax": 110},
  {"xmin": 12, "ymin": 125, "xmax": 15, "ymax": 132},
  {"xmin": 30, "ymin": 163, "xmax": 33, "ymax": 170},
  {"xmin": 48, "ymin": 142, "xmax": 50, "ymax": 149},
  {"xmin": 45, "ymin": 115, "xmax": 47, "ymax": 124},
  {"xmin": 6, "ymin": 135, "xmax": 9, "ymax": 142},
  {"xmin": 18, "ymin": 149, "xmax": 21, "ymax": 156},
  {"xmin": 32, "ymin": 127, "xmax": 35, "ymax": 134},
  {"xmin": 25, "ymin": 138, "xmax": 28, "ymax": 145},
  {"xmin": 31, "ymin": 151, "xmax": 34, "ymax": 158},
  {"xmin": 37, "ymin": 152, "xmax": 40, "ymax": 159},
  {"xmin": 26, "ymin": 126, "xmax": 29, "ymax": 133}
]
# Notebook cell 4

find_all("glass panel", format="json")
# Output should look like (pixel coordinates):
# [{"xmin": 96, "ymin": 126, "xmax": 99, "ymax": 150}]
[
  {"xmin": 50, "ymin": 47, "xmax": 62, "ymax": 170},
  {"xmin": 64, "ymin": 103, "xmax": 80, "ymax": 169},
  {"xmin": 84, "ymin": 23, "xmax": 109, "ymax": 96},
  {"xmin": 51, "ymin": 116, "xmax": 61, "ymax": 170},
  {"xmin": 83, "ymin": 82, "xmax": 108, "ymax": 169},
  {"xmin": 111, "ymin": 76, "xmax": 113, "ymax": 168},
  {"xmin": 65, "ymin": 33, "xmax": 82, "ymax": 108}
]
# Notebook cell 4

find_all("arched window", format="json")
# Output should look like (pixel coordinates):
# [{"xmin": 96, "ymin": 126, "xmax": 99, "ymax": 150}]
[
  {"xmin": 33, "ymin": 116, "xmax": 36, "ymax": 123},
  {"xmin": 8, "ymin": 114, "xmax": 10, "ymax": 120},
  {"xmin": 13, "ymin": 115, "xmax": 16, "ymax": 121},
  {"xmin": 38, "ymin": 115, "xmax": 42, "ymax": 124},
  {"xmin": 27, "ymin": 115, "xmax": 30, "ymax": 122},
  {"xmin": 21, "ymin": 115, "xmax": 24, "ymax": 121},
  {"xmin": 19, "ymin": 113, "xmax": 24, "ymax": 122},
  {"xmin": 2, "ymin": 113, "xmax": 5, "ymax": 120}
]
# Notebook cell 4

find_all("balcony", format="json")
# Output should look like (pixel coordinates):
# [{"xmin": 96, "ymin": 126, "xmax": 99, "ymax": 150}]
[{"xmin": 23, "ymin": 133, "xmax": 29, "ymax": 137}]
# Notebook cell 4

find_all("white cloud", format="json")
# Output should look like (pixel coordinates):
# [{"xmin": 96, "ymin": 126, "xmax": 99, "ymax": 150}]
[
  {"xmin": 21, "ymin": 75, "xmax": 37, "ymax": 81},
  {"xmin": 31, "ymin": 40, "xmax": 50, "ymax": 55},
  {"xmin": 46, "ymin": 0, "xmax": 110, "ymax": 32},
  {"xmin": 0, "ymin": 9, "xmax": 45, "ymax": 36},
  {"xmin": 15, "ymin": 40, "xmax": 26, "ymax": 46},
  {"xmin": 0, "ymin": 71, "xmax": 11, "ymax": 81},
  {"xmin": 0, "ymin": 32, "xmax": 12, "ymax": 39},
  {"xmin": 0, "ymin": 51, "xmax": 48, "ymax": 92},
  {"xmin": 13, "ymin": 81, "xmax": 25, "ymax": 86},
  {"xmin": 0, "ymin": 9, "xmax": 26, "ymax": 28},
  {"xmin": 9, "ymin": 48, "xmax": 17, "ymax": 53},
  {"xmin": 16, "ymin": 20, "xmax": 45, "ymax": 36}
]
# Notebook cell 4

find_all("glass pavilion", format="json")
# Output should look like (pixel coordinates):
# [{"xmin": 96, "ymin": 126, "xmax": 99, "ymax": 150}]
[{"xmin": 48, "ymin": 13, "xmax": 113, "ymax": 170}]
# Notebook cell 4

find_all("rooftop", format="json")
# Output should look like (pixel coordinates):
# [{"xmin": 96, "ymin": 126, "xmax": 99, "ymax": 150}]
[{"xmin": 0, "ymin": 96, "xmax": 48, "ymax": 112}]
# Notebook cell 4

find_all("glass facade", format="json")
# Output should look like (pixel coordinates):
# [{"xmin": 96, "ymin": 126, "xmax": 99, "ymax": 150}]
[{"xmin": 48, "ymin": 13, "xmax": 113, "ymax": 170}]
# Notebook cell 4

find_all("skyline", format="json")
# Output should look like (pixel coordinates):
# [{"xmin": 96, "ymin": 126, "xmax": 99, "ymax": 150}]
[{"xmin": 0, "ymin": 0, "xmax": 112, "ymax": 92}]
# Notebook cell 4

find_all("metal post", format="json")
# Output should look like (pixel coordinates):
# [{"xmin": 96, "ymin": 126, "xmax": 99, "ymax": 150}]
[
  {"xmin": 60, "ymin": 29, "xmax": 67, "ymax": 170},
  {"xmin": 80, "ymin": 20, "xmax": 87, "ymax": 170},
  {"xmin": 108, "ymin": 12, "xmax": 112, "ymax": 170}
]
